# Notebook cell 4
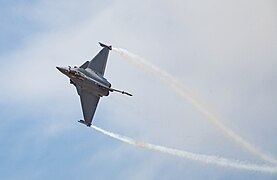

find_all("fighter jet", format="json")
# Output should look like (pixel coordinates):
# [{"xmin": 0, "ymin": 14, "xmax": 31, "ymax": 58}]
[{"xmin": 56, "ymin": 42, "xmax": 132, "ymax": 127}]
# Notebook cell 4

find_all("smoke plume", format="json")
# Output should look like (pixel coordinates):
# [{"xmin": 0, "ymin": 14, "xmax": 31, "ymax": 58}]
[
  {"xmin": 91, "ymin": 125, "xmax": 277, "ymax": 174},
  {"xmin": 113, "ymin": 47, "xmax": 277, "ymax": 165}
]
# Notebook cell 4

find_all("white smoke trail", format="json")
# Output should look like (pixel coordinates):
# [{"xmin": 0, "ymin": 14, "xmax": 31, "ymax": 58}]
[
  {"xmin": 113, "ymin": 47, "xmax": 277, "ymax": 165},
  {"xmin": 91, "ymin": 125, "xmax": 277, "ymax": 174}
]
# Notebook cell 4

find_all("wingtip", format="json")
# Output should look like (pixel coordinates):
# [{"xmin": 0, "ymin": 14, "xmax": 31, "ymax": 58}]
[
  {"xmin": 98, "ymin": 42, "xmax": 112, "ymax": 50},
  {"xmin": 78, "ymin": 120, "xmax": 92, "ymax": 127}
]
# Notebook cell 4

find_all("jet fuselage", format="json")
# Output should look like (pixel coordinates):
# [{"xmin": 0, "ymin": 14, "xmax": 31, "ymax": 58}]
[{"xmin": 57, "ymin": 66, "xmax": 111, "ymax": 97}]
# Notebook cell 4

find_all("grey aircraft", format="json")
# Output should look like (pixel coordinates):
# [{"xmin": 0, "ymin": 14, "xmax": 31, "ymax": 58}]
[{"xmin": 56, "ymin": 42, "xmax": 132, "ymax": 127}]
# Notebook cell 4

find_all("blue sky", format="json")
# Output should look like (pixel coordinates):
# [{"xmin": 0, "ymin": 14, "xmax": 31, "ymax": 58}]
[{"xmin": 1, "ymin": 0, "xmax": 277, "ymax": 179}]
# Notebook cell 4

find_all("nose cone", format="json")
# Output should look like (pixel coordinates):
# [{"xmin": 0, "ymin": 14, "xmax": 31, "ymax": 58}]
[{"xmin": 56, "ymin": 66, "xmax": 67, "ymax": 74}]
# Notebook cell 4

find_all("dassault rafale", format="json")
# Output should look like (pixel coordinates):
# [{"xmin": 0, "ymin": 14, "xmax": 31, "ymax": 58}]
[{"xmin": 57, "ymin": 42, "xmax": 132, "ymax": 127}]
